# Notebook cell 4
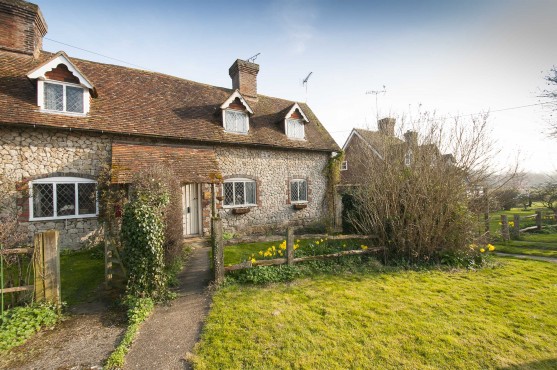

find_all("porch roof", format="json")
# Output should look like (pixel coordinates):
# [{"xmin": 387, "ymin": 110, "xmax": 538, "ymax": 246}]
[{"xmin": 111, "ymin": 143, "xmax": 222, "ymax": 184}]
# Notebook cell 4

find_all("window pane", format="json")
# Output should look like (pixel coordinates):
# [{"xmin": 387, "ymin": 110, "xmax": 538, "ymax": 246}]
[
  {"xmin": 57, "ymin": 183, "xmax": 76, "ymax": 216},
  {"xmin": 245, "ymin": 181, "xmax": 256, "ymax": 204},
  {"xmin": 290, "ymin": 181, "xmax": 299, "ymax": 202},
  {"xmin": 66, "ymin": 86, "xmax": 84, "ymax": 113},
  {"xmin": 225, "ymin": 110, "xmax": 248, "ymax": 133},
  {"xmin": 224, "ymin": 182, "xmax": 234, "ymax": 205},
  {"xmin": 299, "ymin": 180, "xmax": 307, "ymax": 201},
  {"xmin": 44, "ymin": 83, "xmax": 63, "ymax": 111},
  {"xmin": 78, "ymin": 183, "xmax": 96, "ymax": 215},
  {"xmin": 234, "ymin": 182, "xmax": 245, "ymax": 205},
  {"xmin": 33, "ymin": 183, "xmax": 54, "ymax": 218}
]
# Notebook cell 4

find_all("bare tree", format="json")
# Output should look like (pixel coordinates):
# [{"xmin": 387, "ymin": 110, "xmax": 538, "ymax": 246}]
[
  {"xmin": 344, "ymin": 113, "xmax": 517, "ymax": 263},
  {"xmin": 0, "ymin": 171, "xmax": 28, "ymax": 249},
  {"xmin": 542, "ymin": 67, "xmax": 557, "ymax": 139}
]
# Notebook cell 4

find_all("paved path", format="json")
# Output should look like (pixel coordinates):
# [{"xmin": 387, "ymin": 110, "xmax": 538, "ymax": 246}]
[
  {"xmin": 124, "ymin": 246, "xmax": 213, "ymax": 370},
  {"xmin": 496, "ymin": 252, "xmax": 557, "ymax": 264}
]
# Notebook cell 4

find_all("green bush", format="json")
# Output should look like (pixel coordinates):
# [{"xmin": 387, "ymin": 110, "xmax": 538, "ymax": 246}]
[{"xmin": 0, "ymin": 302, "xmax": 60, "ymax": 352}]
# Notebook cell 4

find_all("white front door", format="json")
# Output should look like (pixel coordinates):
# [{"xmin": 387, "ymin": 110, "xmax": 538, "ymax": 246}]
[{"xmin": 183, "ymin": 184, "xmax": 200, "ymax": 236}]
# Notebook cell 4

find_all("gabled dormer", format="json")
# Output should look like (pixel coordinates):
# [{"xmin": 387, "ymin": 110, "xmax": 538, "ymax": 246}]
[
  {"xmin": 284, "ymin": 103, "xmax": 309, "ymax": 140},
  {"xmin": 27, "ymin": 52, "xmax": 95, "ymax": 116},
  {"xmin": 220, "ymin": 89, "xmax": 254, "ymax": 134}
]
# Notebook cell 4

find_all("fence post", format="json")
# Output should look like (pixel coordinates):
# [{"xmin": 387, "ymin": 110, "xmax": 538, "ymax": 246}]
[
  {"xmin": 33, "ymin": 230, "xmax": 61, "ymax": 306},
  {"xmin": 212, "ymin": 218, "xmax": 224, "ymax": 285},
  {"xmin": 512, "ymin": 215, "xmax": 520, "ymax": 239},
  {"xmin": 501, "ymin": 215, "xmax": 510, "ymax": 242},
  {"xmin": 536, "ymin": 211, "xmax": 542, "ymax": 231},
  {"xmin": 286, "ymin": 227, "xmax": 294, "ymax": 266}
]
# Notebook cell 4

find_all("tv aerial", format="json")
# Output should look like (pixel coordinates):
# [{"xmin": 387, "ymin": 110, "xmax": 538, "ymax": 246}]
[
  {"xmin": 366, "ymin": 85, "xmax": 387, "ymax": 122},
  {"xmin": 302, "ymin": 72, "xmax": 313, "ymax": 103},
  {"xmin": 247, "ymin": 53, "xmax": 260, "ymax": 63}
]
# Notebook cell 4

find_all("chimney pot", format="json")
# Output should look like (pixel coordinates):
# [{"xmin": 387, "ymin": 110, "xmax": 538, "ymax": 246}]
[
  {"xmin": 404, "ymin": 130, "xmax": 418, "ymax": 146},
  {"xmin": 229, "ymin": 59, "xmax": 259, "ymax": 100}
]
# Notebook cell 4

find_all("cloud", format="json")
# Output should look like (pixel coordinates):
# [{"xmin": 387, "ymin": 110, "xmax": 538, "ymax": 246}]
[{"xmin": 273, "ymin": 0, "xmax": 318, "ymax": 54}]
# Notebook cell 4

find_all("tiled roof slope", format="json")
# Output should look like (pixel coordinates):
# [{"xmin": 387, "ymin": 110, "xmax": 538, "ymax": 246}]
[
  {"xmin": 111, "ymin": 143, "xmax": 221, "ymax": 184},
  {"xmin": 0, "ymin": 50, "xmax": 340, "ymax": 152},
  {"xmin": 352, "ymin": 128, "xmax": 403, "ymax": 157}
]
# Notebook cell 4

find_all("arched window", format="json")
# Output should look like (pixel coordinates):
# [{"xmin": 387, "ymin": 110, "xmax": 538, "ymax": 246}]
[{"xmin": 29, "ymin": 177, "xmax": 97, "ymax": 220}]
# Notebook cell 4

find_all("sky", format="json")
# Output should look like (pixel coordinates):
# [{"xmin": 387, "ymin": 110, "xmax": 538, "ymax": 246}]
[{"xmin": 37, "ymin": 0, "xmax": 557, "ymax": 174}]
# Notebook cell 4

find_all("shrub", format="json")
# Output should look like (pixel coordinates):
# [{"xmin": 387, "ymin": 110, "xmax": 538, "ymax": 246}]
[
  {"xmin": 0, "ymin": 302, "xmax": 60, "ymax": 352},
  {"xmin": 121, "ymin": 169, "xmax": 171, "ymax": 301},
  {"xmin": 493, "ymin": 188, "xmax": 520, "ymax": 211}
]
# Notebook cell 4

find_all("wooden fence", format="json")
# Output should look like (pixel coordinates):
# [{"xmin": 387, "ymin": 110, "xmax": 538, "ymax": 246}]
[
  {"xmin": 1, "ymin": 230, "xmax": 61, "ymax": 312},
  {"xmin": 211, "ymin": 217, "xmax": 379, "ymax": 283},
  {"xmin": 500, "ymin": 211, "xmax": 555, "ymax": 241}
]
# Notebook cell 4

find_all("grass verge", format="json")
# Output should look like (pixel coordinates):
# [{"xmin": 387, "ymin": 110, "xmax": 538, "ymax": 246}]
[
  {"xmin": 104, "ymin": 296, "xmax": 154, "ymax": 369},
  {"xmin": 193, "ymin": 258, "xmax": 557, "ymax": 369},
  {"xmin": 60, "ymin": 246, "xmax": 105, "ymax": 306}
]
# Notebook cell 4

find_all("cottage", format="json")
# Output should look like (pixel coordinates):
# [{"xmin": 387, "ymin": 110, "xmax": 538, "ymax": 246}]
[{"xmin": 0, "ymin": 0, "xmax": 340, "ymax": 249}]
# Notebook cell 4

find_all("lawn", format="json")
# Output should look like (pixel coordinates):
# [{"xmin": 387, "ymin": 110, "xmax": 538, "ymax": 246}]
[
  {"xmin": 60, "ymin": 247, "xmax": 105, "ymax": 306},
  {"xmin": 193, "ymin": 258, "xmax": 557, "ymax": 369}
]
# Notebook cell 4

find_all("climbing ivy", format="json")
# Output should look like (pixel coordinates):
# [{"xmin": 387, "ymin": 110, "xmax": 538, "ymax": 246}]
[
  {"xmin": 121, "ymin": 174, "xmax": 171, "ymax": 302},
  {"xmin": 323, "ymin": 150, "xmax": 345, "ymax": 231}
]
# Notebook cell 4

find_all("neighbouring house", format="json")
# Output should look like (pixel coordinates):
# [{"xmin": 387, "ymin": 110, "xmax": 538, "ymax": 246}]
[{"xmin": 0, "ymin": 0, "xmax": 340, "ymax": 249}]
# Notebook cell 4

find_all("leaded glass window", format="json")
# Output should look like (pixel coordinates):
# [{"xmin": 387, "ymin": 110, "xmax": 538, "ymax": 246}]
[
  {"xmin": 290, "ymin": 179, "xmax": 307, "ymax": 203},
  {"xmin": 286, "ymin": 119, "xmax": 305, "ymax": 139},
  {"xmin": 43, "ymin": 82, "xmax": 84, "ymax": 113},
  {"xmin": 224, "ymin": 110, "xmax": 248, "ymax": 133},
  {"xmin": 223, "ymin": 179, "xmax": 256, "ymax": 207},
  {"xmin": 30, "ymin": 177, "xmax": 97, "ymax": 220}
]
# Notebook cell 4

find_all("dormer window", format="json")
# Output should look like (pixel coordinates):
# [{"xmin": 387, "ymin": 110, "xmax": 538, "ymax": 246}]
[
  {"xmin": 44, "ymin": 81, "xmax": 84, "ymax": 113},
  {"xmin": 224, "ymin": 109, "xmax": 249, "ymax": 134},
  {"xmin": 286, "ymin": 118, "xmax": 304, "ymax": 139},
  {"xmin": 220, "ymin": 90, "xmax": 254, "ymax": 135},
  {"xmin": 284, "ymin": 103, "xmax": 309, "ymax": 140},
  {"xmin": 27, "ymin": 52, "xmax": 95, "ymax": 116}
]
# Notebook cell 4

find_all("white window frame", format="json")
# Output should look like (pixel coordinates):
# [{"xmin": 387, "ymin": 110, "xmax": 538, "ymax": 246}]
[
  {"xmin": 222, "ymin": 178, "xmax": 257, "ymax": 208},
  {"xmin": 290, "ymin": 179, "xmax": 308, "ymax": 204},
  {"xmin": 223, "ymin": 109, "xmax": 249, "ymax": 134},
  {"xmin": 29, "ymin": 177, "xmax": 98, "ymax": 221},
  {"xmin": 286, "ymin": 118, "xmax": 305, "ymax": 140},
  {"xmin": 341, "ymin": 161, "xmax": 348, "ymax": 171},
  {"xmin": 37, "ymin": 80, "xmax": 90, "ymax": 116}
]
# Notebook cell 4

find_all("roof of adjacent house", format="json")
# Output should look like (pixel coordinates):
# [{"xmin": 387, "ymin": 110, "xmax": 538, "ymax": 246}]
[
  {"xmin": 0, "ymin": 50, "xmax": 340, "ymax": 152},
  {"xmin": 346, "ymin": 128, "xmax": 404, "ymax": 157}
]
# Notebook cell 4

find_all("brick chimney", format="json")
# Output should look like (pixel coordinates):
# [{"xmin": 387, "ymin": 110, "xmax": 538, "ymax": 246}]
[
  {"xmin": 0, "ymin": 0, "xmax": 47, "ymax": 58},
  {"xmin": 404, "ymin": 130, "xmax": 418, "ymax": 146},
  {"xmin": 229, "ymin": 59, "xmax": 259, "ymax": 100},
  {"xmin": 378, "ymin": 117, "xmax": 395, "ymax": 136}
]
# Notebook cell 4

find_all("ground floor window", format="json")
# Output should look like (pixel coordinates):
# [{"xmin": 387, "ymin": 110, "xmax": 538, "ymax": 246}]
[
  {"xmin": 30, "ymin": 177, "xmax": 97, "ymax": 220},
  {"xmin": 290, "ymin": 179, "xmax": 308, "ymax": 203},
  {"xmin": 223, "ymin": 179, "xmax": 256, "ymax": 207}
]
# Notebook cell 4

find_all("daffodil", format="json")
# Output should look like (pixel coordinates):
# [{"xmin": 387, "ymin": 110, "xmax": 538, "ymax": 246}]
[
  {"xmin": 316, "ymin": 241, "xmax": 320, "ymax": 245},
  {"xmin": 259, "ymin": 251, "xmax": 263, "ymax": 256},
  {"xmin": 251, "ymin": 258, "xmax": 256, "ymax": 263},
  {"xmin": 361, "ymin": 245, "xmax": 368, "ymax": 250},
  {"xmin": 480, "ymin": 248, "xmax": 485, "ymax": 253},
  {"xmin": 488, "ymin": 244, "xmax": 495, "ymax": 251}
]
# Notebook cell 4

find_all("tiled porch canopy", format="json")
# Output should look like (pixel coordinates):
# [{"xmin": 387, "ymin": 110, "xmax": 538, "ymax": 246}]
[{"xmin": 111, "ymin": 143, "xmax": 222, "ymax": 184}]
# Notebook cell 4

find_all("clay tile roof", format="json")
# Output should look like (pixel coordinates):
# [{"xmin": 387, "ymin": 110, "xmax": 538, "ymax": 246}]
[
  {"xmin": 111, "ymin": 143, "xmax": 222, "ymax": 184},
  {"xmin": 0, "ymin": 50, "xmax": 340, "ymax": 152},
  {"xmin": 352, "ymin": 128, "xmax": 403, "ymax": 157}
]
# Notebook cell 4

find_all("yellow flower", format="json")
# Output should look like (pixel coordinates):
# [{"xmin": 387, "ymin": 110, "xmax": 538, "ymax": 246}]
[
  {"xmin": 488, "ymin": 244, "xmax": 495, "ymax": 251},
  {"xmin": 296, "ymin": 239, "xmax": 300, "ymax": 243},
  {"xmin": 480, "ymin": 248, "xmax": 485, "ymax": 253},
  {"xmin": 272, "ymin": 246, "xmax": 276, "ymax": 251},
  {"xmin": 316, "ymin": 241, "xmax": 320, "ymax": 245},
  {"xmin": 361, "ymin": 245, "xmax": 368, "ymax": 250},
  {"xmin": 469, "ymin": 244, "xmax": 477, "ymax": 250},
  {"xmin": 342, "ymin": 244, "xmax": 347, "ymax": 248},
  {"xmin": 278, "ymin": 250, "xmax": 283, "ymax": 256},
  {"xmin": 251, "ymin": 258, "xmax": 256, "ymax": 263},
  {"xmin": 259, "ymin": 251, "xmax": 263, "ymax": 256},
  {"xmin": 293, "ymin": 244, "xmax": 299, "ymax": 250},
  {"xmin": 320, "ymin": 239, "xmax": 324, "ymax": 242}
]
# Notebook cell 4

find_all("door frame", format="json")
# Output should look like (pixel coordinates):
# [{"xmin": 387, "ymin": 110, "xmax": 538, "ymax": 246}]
[{"xmin": 182, "ymin": 183, "xmax": 202, "ymax": 236}]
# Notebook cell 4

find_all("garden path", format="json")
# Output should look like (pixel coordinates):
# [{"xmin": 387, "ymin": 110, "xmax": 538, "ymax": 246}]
[
  {"xmin": 123, "ymin": 243, "xmax": 212, "ymax": 370},
  {"xmin": 496, "ymin": 252, "xmax": 557, "ymax": 263}
]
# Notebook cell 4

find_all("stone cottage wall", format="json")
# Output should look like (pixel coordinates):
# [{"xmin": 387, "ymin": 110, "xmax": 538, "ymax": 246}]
[
  {"xmin": 215, "ymin": 146, "xmax": 330, "ymax": 236},
  {"xmin": 1, "ymin": 126, "xmax": 111, "ymax": 249}
]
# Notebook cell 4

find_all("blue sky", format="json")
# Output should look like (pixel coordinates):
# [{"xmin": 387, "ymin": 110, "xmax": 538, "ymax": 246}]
[{"xmin": 38, "ymin": 0, "xmax": 557, "ymax": 173}]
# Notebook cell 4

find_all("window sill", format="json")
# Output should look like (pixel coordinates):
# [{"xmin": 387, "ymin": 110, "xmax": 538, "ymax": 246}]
[
  {"xmin": 286, "ymin": 137, "xmax": 306, "ymax": 141},
  {"xmin": 222, "ymin": 204, "xmax": 257, "ymax": 209},
  {"xmin": 292, "ymin": 203, "xmax": 308, "ymax": 210},
  {"xmin": 39, "ymin": 109, "xmax": 87, "ymax": 117},
  {"xmin": 29, "ymin": 214, "xmax": 97, "ymax": 222},
  {"xmin": 232, "ymin": 207, "xmax": 250, "ymax": 215}
]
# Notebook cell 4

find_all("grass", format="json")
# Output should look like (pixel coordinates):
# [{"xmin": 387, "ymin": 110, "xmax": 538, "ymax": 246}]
[
  {"xmin": 193, "ymin": 258, "xmax": 557, "ymax": 369},
  {"xmin": 60, "ymin": 247, "xmax": 105, "ymax": 306},
  {"xmin": 495, "ymin": 232, "xmax": 557, "ymax": 258},
  {"xmin": 223, "ymin": 238, "xmax": 371, "ymax": 266}
]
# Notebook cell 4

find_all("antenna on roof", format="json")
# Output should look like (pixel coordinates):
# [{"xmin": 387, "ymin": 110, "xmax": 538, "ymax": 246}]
[
  {"xmin": 302, "ymin": 72, "xmax": 313, "ymax": 103},
  {"xmin": 246, "ymin": 53, "xmax": 260, "ymax": 63},
  {"xmin": 365, "ymin": 85, "xmax": 387, "ymax": 123}
]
